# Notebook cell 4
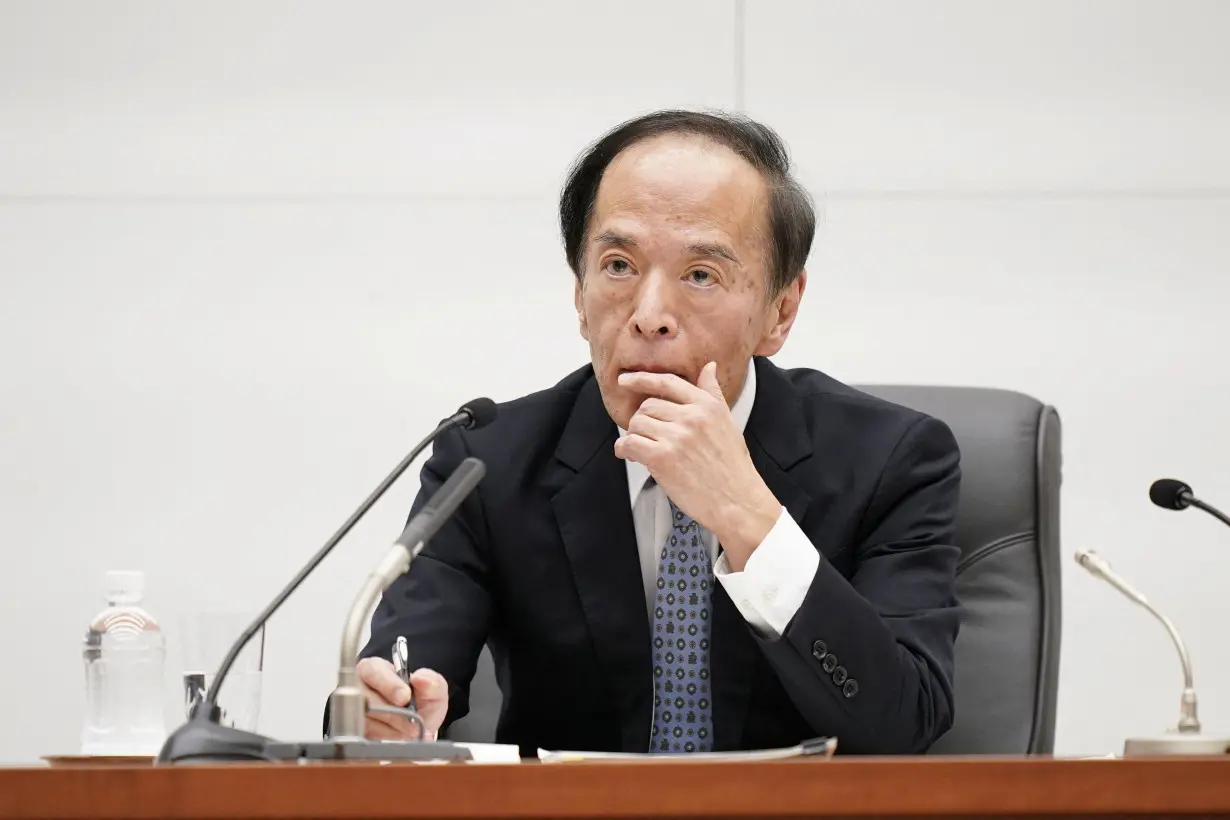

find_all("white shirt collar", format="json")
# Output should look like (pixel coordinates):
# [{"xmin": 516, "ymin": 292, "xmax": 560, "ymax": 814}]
[{"xmin": 619, "ymin": 358, "xmax": 758, "ymax": 506}]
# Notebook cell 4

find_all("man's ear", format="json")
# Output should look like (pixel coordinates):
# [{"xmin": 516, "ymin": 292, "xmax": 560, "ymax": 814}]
[
  {"xmin": 574, "ymin": 276, "xmax": 589, "ymax": 341},
  {"xmin": 753, "ymin": 269, "xmax": 806, "ymax": 357}
]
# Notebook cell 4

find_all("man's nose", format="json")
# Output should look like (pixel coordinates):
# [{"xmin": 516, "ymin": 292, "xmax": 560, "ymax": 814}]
[{"xmin": 631, "ymin": 274, "xmax": 679, "ymax": 338}]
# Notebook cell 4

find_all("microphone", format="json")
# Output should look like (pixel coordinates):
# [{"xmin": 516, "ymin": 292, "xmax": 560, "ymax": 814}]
[
  {"xmin": 326, "ymin": 456, "xmax": 487, "ymax": 742},
  {"xmin": 156, "ymin": 398, "xmax": 497, "ymax": 764},
  {"xmin": 1074, "ymin": 549, "xmax": 1230, "ymax": 756},
  {"xmin": 1150, "ymin": 478, "xmax": 1230, "ymax": 529}
]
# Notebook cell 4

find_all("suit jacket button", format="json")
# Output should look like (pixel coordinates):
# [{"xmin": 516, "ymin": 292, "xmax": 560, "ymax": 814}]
[
  {"xmin": 821, "ymin": 654, "xmax": 837, "ymax": 674},
  {"xmin": 811, "ymin": 640, "xmax": 827, "ymax": 660},
  {"xmin": 842, "ymin": 679, "xmax": 859, "ymax": 699},
  {"xmin": 832, "ymin": 666, "xmax": 848, "ymax": 686}
]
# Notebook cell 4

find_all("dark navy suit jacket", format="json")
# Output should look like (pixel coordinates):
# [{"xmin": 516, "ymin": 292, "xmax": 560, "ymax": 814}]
[{"xmin": 350, "ymin": 356, "xmax": 963, "ymax": 755}]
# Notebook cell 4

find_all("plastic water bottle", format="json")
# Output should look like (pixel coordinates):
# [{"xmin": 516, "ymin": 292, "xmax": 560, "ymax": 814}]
[{"xmin": 81, "ymin": 570, "xmax": 167, "ymax": 756}]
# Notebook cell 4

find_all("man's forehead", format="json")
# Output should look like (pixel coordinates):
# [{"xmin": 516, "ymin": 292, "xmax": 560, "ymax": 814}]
[
  {"xmin": 596, "ymin": 148, "xmax": 765, "ymax": 220},
  {"xmin": 600, "ymin": 136, "xmax": 761, "ymax": 197}
]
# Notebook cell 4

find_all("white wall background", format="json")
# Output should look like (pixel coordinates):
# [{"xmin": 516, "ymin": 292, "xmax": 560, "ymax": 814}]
[{"xmin": 1, "ymin": 0, "xmax": 1227, "ymax": 762}]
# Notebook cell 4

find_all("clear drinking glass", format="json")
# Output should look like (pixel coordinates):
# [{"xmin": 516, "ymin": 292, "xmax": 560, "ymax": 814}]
[{"xmin": 180, "ymin": 613, "xmax": 264, "ymax": 733}]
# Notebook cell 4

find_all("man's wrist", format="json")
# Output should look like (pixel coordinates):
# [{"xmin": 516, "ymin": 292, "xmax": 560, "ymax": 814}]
[{"xmin": 715, "ymin": 481, "xmax": 782, "ymax": 571}]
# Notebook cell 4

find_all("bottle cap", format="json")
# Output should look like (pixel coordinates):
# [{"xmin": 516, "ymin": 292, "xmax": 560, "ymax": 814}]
[{"xmin": 105, "ymin": 570, "xmax": 145, "ymax": 604}]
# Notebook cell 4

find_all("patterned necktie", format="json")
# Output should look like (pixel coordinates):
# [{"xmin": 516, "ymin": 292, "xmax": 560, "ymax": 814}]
[{"xmin": 650, "ymin": 498, "xmax": 714, "ymax": 753}]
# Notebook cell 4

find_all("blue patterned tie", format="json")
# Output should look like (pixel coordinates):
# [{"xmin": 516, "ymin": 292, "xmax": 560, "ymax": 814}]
[{"xmin": 650, "ymin": 498, "xmax": 714, "ymax": 753}]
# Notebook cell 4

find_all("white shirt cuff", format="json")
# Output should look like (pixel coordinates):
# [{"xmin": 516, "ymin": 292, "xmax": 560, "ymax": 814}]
[{"xmin": 714, "ymin": 507, "xmax": 820, "ymax": 638}]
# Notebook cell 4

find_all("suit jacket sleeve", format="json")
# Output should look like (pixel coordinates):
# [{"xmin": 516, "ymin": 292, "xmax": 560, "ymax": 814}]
[
  {"xmin": 754, "ymin": 414, "xmax": 963, "ymax": 754},
  {"xmin": 351, "ymin": 425, "xmax": 495, "ymax": 733}
]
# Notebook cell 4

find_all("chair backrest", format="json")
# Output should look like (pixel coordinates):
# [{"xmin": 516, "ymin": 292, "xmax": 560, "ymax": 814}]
[
  {"xmin": 855, "ymin": 385, "xmax": 1062, "ymax": 754},
  {"xmin": 446, "ymin": 385, "xmax": 1064, "ymax": 755}
]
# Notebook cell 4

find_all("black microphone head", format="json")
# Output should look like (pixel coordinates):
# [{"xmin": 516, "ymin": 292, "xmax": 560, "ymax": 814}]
[
  {"xmin": 1150, "ymin": 478, "xmax": 1193, "ymax": 510},
  {"xmin": 457, "ymin": 397, "xmax": 497, "ymax": 430}
]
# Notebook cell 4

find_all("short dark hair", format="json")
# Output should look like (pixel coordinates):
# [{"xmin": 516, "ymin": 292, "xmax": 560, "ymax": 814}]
[{"xmin": 559, "ymin": 109, "xmax": 816, "ymax": 296}]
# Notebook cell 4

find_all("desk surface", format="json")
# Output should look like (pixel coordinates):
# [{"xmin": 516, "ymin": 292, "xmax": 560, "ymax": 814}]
[{"xmin": 3, "ymin": 756, "xmax": 1230, "ymax": 819}]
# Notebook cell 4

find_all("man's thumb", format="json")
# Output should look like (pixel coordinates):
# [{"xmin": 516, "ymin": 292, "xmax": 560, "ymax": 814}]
[
  {"xmin": 699, "ymin": 361, "xmax": 723, "ymax": 399},
  {"xmin": 410, "ymin": 668, "xmax": 448, "ymax": 701}
]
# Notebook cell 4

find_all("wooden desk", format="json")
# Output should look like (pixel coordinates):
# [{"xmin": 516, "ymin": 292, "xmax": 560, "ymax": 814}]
[{"xmin": 2, "ymin": 756, "xmax": 1229, "ymax": 819}]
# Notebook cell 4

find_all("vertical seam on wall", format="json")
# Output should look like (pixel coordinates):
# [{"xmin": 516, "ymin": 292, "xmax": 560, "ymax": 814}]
[{"xmin": 733, "ymin": 0, "xmax": 746, "ymax": 111}]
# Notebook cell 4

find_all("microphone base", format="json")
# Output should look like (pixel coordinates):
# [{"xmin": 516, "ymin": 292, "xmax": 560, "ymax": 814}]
[
  {"xmin": 1124, "ymin": 732, "xmax": 1230, "ymax": 756},
  {"xmin": 267, "ymin": 739, "xmax": 474, "ymax": 762},
  {"xmin": 156, "ymin": 714, "xmax": 275, "ymax": 764},
  {"xmin": 156, "ymin": 713, "xmax": 473, "ymax": 764}
]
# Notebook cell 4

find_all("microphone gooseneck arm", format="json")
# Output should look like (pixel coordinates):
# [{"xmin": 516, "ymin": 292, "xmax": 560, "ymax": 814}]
[
  {"xmin": 200, "ymin": 418, "xmax": 458, "ymax": 718},
  {"xmin": 1074, "ymin": 549, "xmax": 1200, "ymax": 733},
  {"xmin": 1189, "ymin": 496, "xmax": 1230, "ymax": 529},
  {"xmin": 157, "ymin": 399, "xmax": 495, "ymax": 764},
  {"xmin": 328, "ymin": 554, "xmax": 406, "ymax": 741}
]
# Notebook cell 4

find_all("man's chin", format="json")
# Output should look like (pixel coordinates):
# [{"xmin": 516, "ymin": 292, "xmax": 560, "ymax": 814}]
[{"xmin": 597, "ymin": 390, "xmax": 639, "ymax": 431}]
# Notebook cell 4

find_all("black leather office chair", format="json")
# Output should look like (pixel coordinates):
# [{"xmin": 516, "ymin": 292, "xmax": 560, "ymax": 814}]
[
  {"xmin": 856, "ymin": 385, "xmax": 1062, "ymax": 754},
  {"xmin": 446, "ymin": 385, "xmax": 1063, "ymax": 755}
]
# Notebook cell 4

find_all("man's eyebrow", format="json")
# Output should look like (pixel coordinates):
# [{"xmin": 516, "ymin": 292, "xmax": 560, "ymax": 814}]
[
  {"xmin": 593, "ymin": 231, "xmax": 638, "ymax": 249},
  {"xmin": 686, "ymin": 241, "xmax": 742, "ymax": 266},
  {"xmin": 592, "ymin": 232, "xmax": 741, "ymax": 267}
]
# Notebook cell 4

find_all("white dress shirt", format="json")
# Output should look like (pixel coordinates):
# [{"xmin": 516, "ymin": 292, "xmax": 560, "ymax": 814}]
[{"xmin": 619, "ymin": 359, "xmax": 820, "ymax": 639}]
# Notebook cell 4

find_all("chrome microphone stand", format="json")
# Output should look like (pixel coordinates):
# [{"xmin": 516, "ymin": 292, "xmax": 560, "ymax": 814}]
[{"xmin": 1075, "ymin": 549, "xmax": 1230, "ymax": 756}]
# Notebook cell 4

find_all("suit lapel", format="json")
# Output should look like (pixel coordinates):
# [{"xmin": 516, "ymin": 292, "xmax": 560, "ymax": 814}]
[
  {"xmin": 549, "ymin": 373, "xmax": 653, "ymax": 752},
  {"xmin": 712, "ymin": 356, "xmax": 814, "ymax": 750}
]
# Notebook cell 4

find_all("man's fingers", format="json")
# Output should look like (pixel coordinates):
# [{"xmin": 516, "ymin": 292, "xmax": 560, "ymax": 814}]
[
  {"xmin": 360, "ymin": 682, "xmax": 421, "ymax": 739},
  {"xmin": 354, "ymin": 659, "xmax": 447, "ymax": 741},
  {"xmin": 365, "ymin": 715, "xmax": 411, "ymax": 740},
  {"xmin": 357, "ymin": 657, "xmax": 412, "ymax": 705},
  {"xmin": 362, "ymin": 688, "xmax": 405, "ymax": 729},
  {"xmin": 614, "ymin": 433, "xmax": 660, "ymax": 465},
  {"xmin": 618, "ymin": 371, "xmax": 701, "ymax": 404},
  {"xmin": 634, "ymin": 397, "xmax": 685, "ymax": 422},
  {"xmin": 627, "ymin": 412, "xmax": 670, "ymax": 441}
]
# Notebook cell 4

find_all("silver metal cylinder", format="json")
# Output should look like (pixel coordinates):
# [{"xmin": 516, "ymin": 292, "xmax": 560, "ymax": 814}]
[{"xmin": 327, "ymin": 544, "xmax": 413, "ymax": 740}]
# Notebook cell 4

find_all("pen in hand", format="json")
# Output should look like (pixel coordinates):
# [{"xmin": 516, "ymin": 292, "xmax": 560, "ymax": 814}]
[{"xmin": 392, "ymin": 635, "xmax": 416, "ymax": 712}]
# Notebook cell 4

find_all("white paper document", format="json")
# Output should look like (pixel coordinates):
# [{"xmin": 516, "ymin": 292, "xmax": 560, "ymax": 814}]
[
  {"xmin": 372, "ymin": 740, "xmax": 523, "ymax": 764},
  {"xmin": 538, "ymin": 736, "xmax": 837, "ymax": 763},
  {"xmin": 455, "ymin": 741, "xmax": 522, "ymax": 763}
]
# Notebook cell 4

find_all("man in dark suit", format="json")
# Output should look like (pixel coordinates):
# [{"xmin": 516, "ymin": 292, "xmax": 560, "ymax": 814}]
[{"xmin": 348, "ymin": 110, "xmax": 962, "ymax": 756}]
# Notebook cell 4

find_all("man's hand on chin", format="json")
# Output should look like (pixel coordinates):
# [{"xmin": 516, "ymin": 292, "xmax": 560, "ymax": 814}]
[{"xmin": 614, "ymin": 361, "xmax": 781, "ymax": 571}]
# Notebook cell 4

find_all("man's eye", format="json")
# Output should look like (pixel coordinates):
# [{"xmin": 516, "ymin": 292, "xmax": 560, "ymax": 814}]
[
  {"xmin": 688, "ymin": 269, "xmax": 713, "ymax": 285},
  {"xmin": 605, "ymin": 258, "xmax": 632, "ymax": 275}
]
